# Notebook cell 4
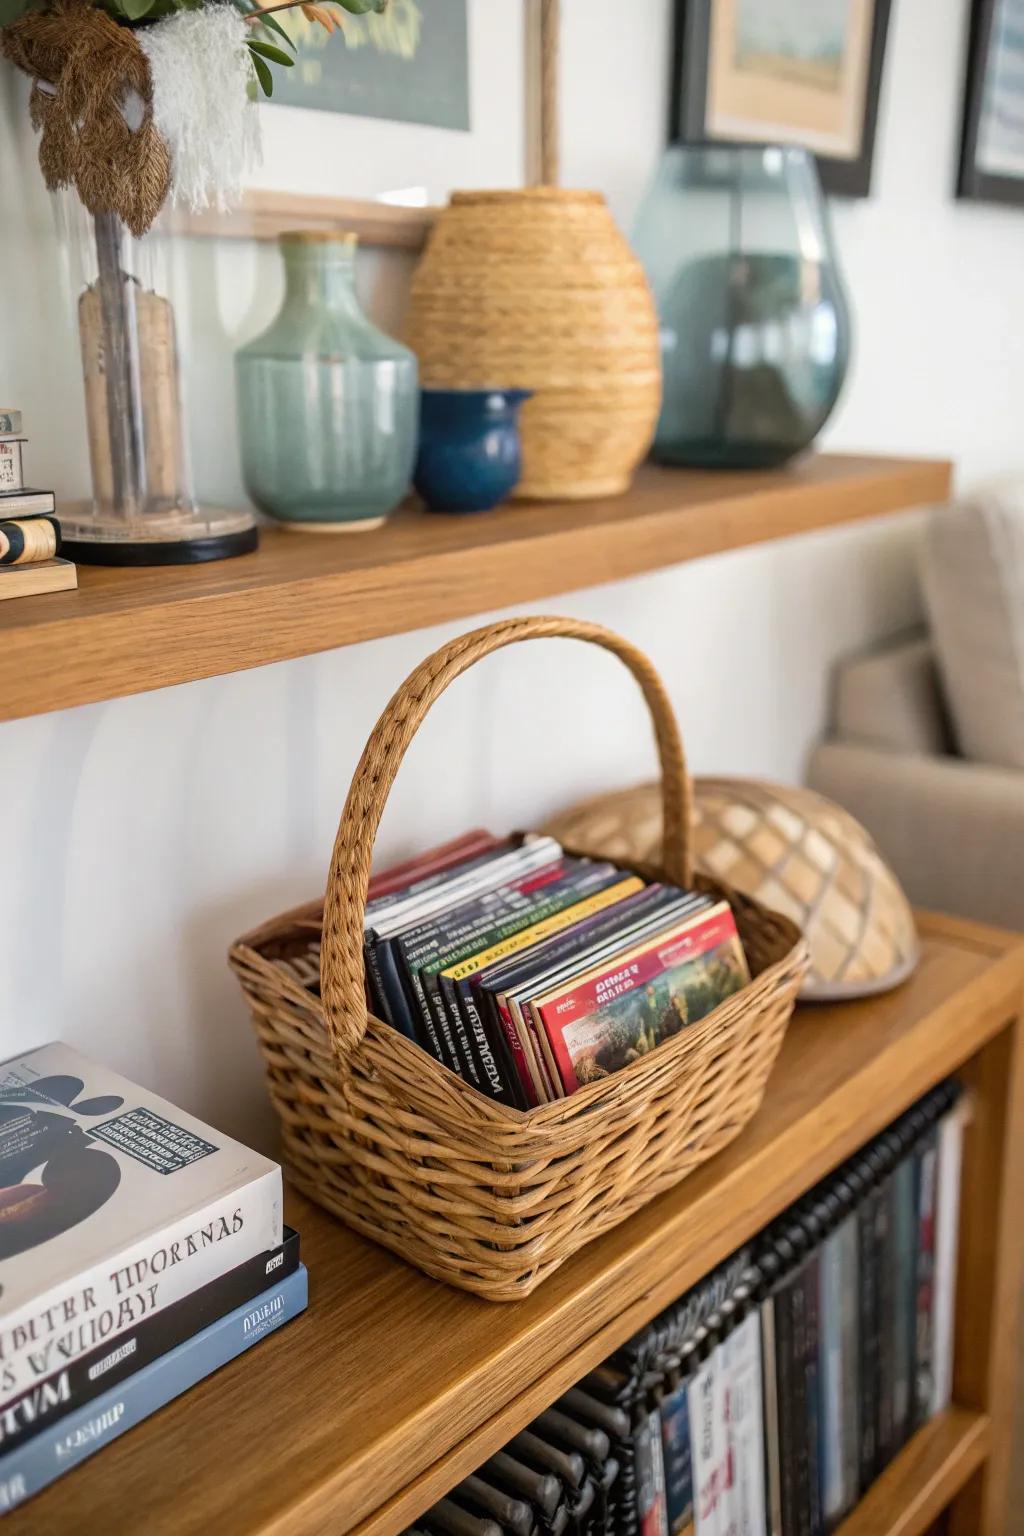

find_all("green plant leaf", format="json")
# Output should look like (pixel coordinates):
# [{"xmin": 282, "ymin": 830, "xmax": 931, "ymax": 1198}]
[
  {"xmin": 335, "ymin": 0, "xmax": 388, "ymax": 13},
  {"xmin": 257, "ymin": 13, "xmax": 294, "ymax": 48},
  {"xmin": 0, "ymin": 0, "xmax": 32, "ymax": 26},
  {"xmin": 249, "ymin": 47, "xmax": 274, "ymax": 96},
  {"xmin": 116, "ymin": 0, "xmax": 158, "ymax": 20},
  {"xmin": 249, "ymin": 36, "xmax": 294, "ymax": 65}
]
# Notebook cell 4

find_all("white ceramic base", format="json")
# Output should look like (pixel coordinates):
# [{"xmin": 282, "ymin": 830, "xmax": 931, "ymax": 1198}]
[{"xmin": 283, "ymin": 517, "xmax": 387, "ymax": 534}]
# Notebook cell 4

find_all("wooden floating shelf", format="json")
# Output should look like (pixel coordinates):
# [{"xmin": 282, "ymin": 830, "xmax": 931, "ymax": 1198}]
[
  {"xmin": 0, "ymin": 453, "xmax": 950, "ymax": 723},
  {"xmin": 10, "ymin": 912, "xmax": 1021, "ymax": 1536}
]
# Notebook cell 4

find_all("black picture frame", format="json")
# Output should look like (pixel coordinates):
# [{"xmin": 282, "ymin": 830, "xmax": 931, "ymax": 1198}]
[
  {"xmin": 958, "ymin": 0, "xmax": 1024, "ymax": 205},
  {"xmin": 669, "ymin": 0, "xmax": 892, "ymax": 198}
]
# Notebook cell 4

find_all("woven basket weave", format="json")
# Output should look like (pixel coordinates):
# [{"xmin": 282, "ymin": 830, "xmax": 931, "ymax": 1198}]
[
  {"xmin": 403, "ymin": 189, "xmax": 661, "ymax": 501},
  {"xmin": 229, "ymin": 617, "xmax": 808, "ymax": 1300}
]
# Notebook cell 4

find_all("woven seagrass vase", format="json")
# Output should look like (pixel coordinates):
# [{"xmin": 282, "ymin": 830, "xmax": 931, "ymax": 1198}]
[
  {"xmin": 229, "ymin": 617, "xmax": 808, "ymax": 1300},
  {"xmin": 403, "ymin": 190, "xmax": 662, "ymax": 501}
]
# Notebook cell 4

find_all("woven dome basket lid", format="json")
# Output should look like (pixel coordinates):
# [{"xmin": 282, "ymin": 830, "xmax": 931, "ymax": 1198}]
[{"xmin": 543, "ymin": 776, "xmax": 919, "ymax": 1004}]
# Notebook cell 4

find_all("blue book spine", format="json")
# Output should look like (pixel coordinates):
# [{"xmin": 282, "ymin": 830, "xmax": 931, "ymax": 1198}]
[{"xmin": 0, "ymin": 1265, "xmax": 308, "ymax": 1514}]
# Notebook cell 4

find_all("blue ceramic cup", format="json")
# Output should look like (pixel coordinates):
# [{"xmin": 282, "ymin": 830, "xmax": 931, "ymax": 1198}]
[{"xmin": 414, "ymin": 388, "xmax": 532, "ymax": 513}]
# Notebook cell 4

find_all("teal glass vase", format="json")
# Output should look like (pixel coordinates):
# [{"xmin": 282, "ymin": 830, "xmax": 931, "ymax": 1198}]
[
  {"xmin": 236, "ymin": 232, "xmax": 418, "ymax": 531},
  {"xmin": 633, "ymin": 144, "xmax": 851, "ymax": 469}
]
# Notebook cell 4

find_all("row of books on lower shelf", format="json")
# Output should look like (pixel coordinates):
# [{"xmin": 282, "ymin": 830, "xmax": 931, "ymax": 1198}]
[
  {"xmin": 405, "ymin": 1080, "xmax": 965, "ymax": 1536},
  {"xmin": 0, "ymin": 484, "xmax": 77, "ymax": 600},
  {"xmin": 0, "ymin": 1041, "xmax": 301, "ymax": 1514}
]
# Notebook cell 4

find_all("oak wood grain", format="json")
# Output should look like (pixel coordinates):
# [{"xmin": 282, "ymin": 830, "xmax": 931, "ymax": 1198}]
[
  {"xmin": 833, "ymin": 1409, "xmax": 990, "ymax": 1536},
  {"xmin": 7, "ymin": 912, "xmax": 1019, "ymax": 1536},
  {"xmin": 0, "ymin": 454, "xmax": 951, "ymax": 723},
  {"xmin": 172, "ymin": 189, "xmax": 437, "ymax": 250}
]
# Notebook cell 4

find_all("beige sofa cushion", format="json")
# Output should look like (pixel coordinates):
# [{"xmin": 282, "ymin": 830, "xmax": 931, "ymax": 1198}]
[
  {"xmin": 833, "ymin": 632, "xmax": 952, "ymax": 756},
  {"xmin": 922, "ymin": 489, "xmax": 1024, "ymax": 769}
]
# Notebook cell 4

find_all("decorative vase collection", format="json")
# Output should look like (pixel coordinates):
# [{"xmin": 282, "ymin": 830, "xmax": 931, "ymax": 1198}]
[
  {"xmin": 237, "ymin": 152, "xmax": 854, "ymax": 533},
  {"xmin": 633, "ymin": 144, "xmax": 851, "ymax": 469},
  {"xmin": 4, "ymin": 0, "xmax": 857, "ymax": 546}
]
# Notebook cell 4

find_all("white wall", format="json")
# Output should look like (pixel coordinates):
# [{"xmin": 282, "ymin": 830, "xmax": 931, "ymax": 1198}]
[{"xmin": 1, "ymin": 0, "xmax": 1021, "ymax": 1143}]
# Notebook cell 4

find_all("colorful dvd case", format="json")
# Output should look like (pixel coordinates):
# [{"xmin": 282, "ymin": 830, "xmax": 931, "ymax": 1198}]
[{"xmin": 530, "ymin": 903, "xmax": 748, "ymax": 1097}]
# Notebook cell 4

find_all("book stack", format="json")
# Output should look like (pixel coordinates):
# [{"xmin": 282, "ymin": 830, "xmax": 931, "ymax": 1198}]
[
  {"xmin": 404, "ymin": 1082, "xmax": 964, "ymax": 1536},
  {"xmin": 0, "ymin": 1042, "xmax": 304, "ymax": 1514},
  {"xmin": 0, "ymin": 410, "xmax": 76, "ymax": 601},
  {"xmin": 277, "ymin": 830, "xmax": 750, "ymax": 1109}
]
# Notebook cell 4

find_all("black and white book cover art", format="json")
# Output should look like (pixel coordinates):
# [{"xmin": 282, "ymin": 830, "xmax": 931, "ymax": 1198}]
[{"xmin": 0, "ymin": 1043, "xmax": 281, "ymax": 1401}]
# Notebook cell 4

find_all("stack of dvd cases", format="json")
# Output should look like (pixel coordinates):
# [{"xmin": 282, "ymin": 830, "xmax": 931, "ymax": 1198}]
[{"xmin": 406, "ymin": 1081, "xmax": 965, "ymax": 1536}]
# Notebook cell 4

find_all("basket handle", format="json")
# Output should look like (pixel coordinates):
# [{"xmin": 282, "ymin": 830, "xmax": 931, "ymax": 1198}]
[{"xmin": 320, "ymin": 616, "xmax": 692, "ymax": 1055}]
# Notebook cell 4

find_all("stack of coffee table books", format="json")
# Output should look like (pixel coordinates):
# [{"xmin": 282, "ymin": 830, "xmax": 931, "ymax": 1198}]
[{"xmin": 0, "ymin": 1042, "xmax": 305, "ymax": 1514}]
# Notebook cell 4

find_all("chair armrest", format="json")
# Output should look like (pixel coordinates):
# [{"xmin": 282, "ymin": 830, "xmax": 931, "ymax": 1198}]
[{"xmin": 807, "ymin": 741, "xmax": 1024, "ymax": 930}]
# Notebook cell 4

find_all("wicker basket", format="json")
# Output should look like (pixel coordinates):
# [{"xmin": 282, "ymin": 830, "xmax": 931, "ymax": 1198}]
[
  {"xmin": 403, "ymin": 189, "xmax": 661, "ymax": 501},
  {"xmin": 229, "ymin": 617, "xmax": 808, "ymax": 1300}
]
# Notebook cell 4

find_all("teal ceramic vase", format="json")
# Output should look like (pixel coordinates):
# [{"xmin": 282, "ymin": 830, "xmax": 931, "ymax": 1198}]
[
  {"xmin": 633, "ymin": 144, "xmax": 851, "ymax": 468},
  {"xmin": 236, "ymin": 232, "xmax": 418, "ymax": 531}
]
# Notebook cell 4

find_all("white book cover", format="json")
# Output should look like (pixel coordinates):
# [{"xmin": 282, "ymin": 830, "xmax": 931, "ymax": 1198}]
[
  {"xmin": 0, "ymin": 1043, "xmax": 282, "ymax": 1402},
  {"xmin": 726, "ymin": 1312, "xmax": 766, "ymax": 1536},
  {"xmin": 689, "ymin": 1350, "xmax": 724, "ymax": 1536},
  {"xmin": 930, "ymin": 1101, "xmax": 966, "ymax": 1416}
]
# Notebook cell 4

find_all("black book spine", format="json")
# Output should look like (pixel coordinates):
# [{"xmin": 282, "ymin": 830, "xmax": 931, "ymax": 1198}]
[
  {"xmin": 425, "ymin": 965, "xmax": 485, "ymax": 1088},
  {"xmin": 772, "ymin": 1266, "xmax": 802, "ymax": 1536},
  {"xmin": 890, "ymin": 1148, "xmax": 917, "ymax": 1453},
  {"xmin": 789, "ymin": 1260, "xmax": 812, "ymax": 1536},
  {"xmin": 0, "ymin": 1228, "xmax": 300, "ymax": 1455},
  {"xmin": 447, "ymin": 972, "xmax": 520, "ymax": 1106},
  {"xmin": 375, "ymin": 934, "xmax": 439, "ymax": 1050},
  {"xmin": 398, "ymin": 942, "xmax": 463, "ymax": 1074},
  {"xmin": 913, "ymin": 1126, "xmax": 939, "ymax": 1428},
  {"xmin": 857, "ymin": 1187, "xmax": 881, "ymax": 1492},
  {"xmin": 874, "ymin": 1172, "xmax": 896, "ymax": 1474}
]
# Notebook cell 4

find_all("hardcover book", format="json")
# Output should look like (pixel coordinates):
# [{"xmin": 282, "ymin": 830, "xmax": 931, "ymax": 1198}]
[
  {"xmin": 0, "ymin": 1228, "xmax": 300, "ymax": 1456},
  {"xmin": 0, "ymin": 1265, "xmax": 307, "ymax": 1513},
  {"xmin": 0, "ymin": 1042, "xmax": 281, "ymax": 1404}
]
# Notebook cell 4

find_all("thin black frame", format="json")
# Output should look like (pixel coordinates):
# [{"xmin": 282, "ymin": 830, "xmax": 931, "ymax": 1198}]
[
  {"xmin": 669, "ymin": 0, "xmax": 892, "ymax": 198},
  {"xmin": 958, "ymin": 0, "xmax": 1024, "ymax": 205}
]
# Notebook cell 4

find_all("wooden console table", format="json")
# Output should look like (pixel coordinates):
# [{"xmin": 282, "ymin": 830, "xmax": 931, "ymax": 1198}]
[{"xmin": 10, "ymin": 909, "xmax": 1022, "ymax": 1536}]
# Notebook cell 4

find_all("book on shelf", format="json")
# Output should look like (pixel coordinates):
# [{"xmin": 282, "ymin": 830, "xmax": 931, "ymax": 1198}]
[
  {"xmin": 0, "ymin": 489, "xmax": 56, "ymax": 517},
  {"xmin": 0, "ymin": 1042, "xmax": 297, "ymax": 1514},
  {"xmin": 0, "ymin": 1227, "xmax": 301, "ymax": 1458},
  {"xmin": 0, "ymin": 558, "xmax": 76, "ymax": 601},
  {"xmin": 0, "ymin": 1042, "xmax": 282, "ymax": 1404},
  {"xmin": 0, "ymin": 1265, "xmax": 308, "ymax": 1513}
]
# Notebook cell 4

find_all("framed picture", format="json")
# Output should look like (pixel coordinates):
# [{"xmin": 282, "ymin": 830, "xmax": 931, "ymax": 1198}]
[
  {"xmin": 959, "ymin": 0, "xmax": 1024, "ymax": 205},
  {"xmin": 179, "ymin": 0, "xmax": 552, "ymax": 250},
  {"xmin": 670, "ymin": 0, "xmax": 892, "ymax": 197}
]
